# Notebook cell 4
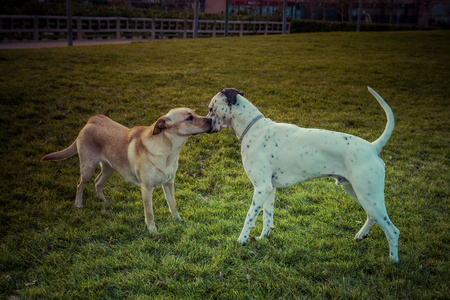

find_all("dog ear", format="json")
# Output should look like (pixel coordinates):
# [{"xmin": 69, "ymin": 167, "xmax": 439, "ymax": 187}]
[
  {"xmin": 153, "ymin": 117, "xmax": 171, "ymax": 135},
  {"xmin": 222, "ymin": 88, "xmax": 244, "ymax": 105}
]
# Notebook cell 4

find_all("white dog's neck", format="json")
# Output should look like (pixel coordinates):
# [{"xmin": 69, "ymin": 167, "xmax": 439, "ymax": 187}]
[{"xmin": 231, "ymin": 95, "xmax": 264, "ymax": 142}]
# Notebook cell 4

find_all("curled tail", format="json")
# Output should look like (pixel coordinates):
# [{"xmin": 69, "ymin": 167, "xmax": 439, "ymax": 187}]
[
  {"xmin": 41, "ymin": 141, "xmax": 78, "ymax": 161},
  {"xmin": 368, "ymin": 87, "xmax": 395, "ymax": 154}
]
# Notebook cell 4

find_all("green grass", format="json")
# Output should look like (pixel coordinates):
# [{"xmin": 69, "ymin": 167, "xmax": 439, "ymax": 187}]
[{"xmin": 1, "ymin": 31, "xmax": 449, "ymax": 299}]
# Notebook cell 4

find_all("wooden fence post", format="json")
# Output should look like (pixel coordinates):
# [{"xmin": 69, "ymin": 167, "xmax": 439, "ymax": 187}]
[
  {"xmin": 77, "ymin": 17, "xmax": 82, "ymax": 40},
  {"xmin": 183, "ymin": 19, "xmax": 187, "ymax": 39},
  {"xmin": 239, "ymin": 22, "xmax": 243, "ymax": 37},
  {"xmin": 33, "ymin": 16, "xmax": 39, "ymax": 40},
  {"xmin": 116, "ymin": 17, "xmax": 120, "ymax": 39},
  {"xmin": 151, "ymin": 18, "xmax": 155, "ymax": 40}
]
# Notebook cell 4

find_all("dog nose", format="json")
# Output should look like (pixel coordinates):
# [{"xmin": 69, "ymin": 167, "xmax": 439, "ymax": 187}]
[{"xmin": 206, "ymin": 118, "xmax": 212, "ymax": 124}]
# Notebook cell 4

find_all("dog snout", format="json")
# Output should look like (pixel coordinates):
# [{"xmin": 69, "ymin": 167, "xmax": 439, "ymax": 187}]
[{"xmin": 207, "ymin": 119, "xmax": 217, "ymax": 134}]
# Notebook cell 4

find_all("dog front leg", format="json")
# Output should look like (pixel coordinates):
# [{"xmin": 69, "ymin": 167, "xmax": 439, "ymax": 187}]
[
  {"xmin": 163, "ymin": 179, "xmax": 181, "ymax": 221},
  {"xmin": 259, "ymin": 188, "xmax": 276, "ymax": 239},
  {"xmin": 141, "ymin": 185, "xmax": 157, "ymax": 232},
  {"xmin": 238, "ymin": 186, "xmax": 273, "ymax": 245}
]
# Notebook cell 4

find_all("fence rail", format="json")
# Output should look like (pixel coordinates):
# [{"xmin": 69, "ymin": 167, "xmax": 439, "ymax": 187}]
[{"xmin": 0, "ymin": 15, "xmax": 290, "ymax": 41}]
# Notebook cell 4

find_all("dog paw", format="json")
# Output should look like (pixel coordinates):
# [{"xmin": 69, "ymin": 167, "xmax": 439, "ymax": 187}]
[
  {"xmin": 355, "ymin": 233, "xmax": 369, "ymax": 242},
  {"xmin": 237, "ymin": 238, "xmax": 247, "ymax": 246},
  {"xmin": 257, "ymin": 233, "xmax": 270, "ymax": 240},
  {"xmin": 147, "ymin": 225, "xmax": 158, "ymax": 233}
]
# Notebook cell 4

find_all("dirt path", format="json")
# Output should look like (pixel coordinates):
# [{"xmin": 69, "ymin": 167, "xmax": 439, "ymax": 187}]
[{"xmin": 0, "ymin": 39, "xmax": 153, "ymax": 50}]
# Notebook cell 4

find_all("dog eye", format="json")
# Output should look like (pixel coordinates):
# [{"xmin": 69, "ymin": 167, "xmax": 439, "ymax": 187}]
[{"xmin": 186, "ymin": 115, "xmax": 194, "ymax": 121}]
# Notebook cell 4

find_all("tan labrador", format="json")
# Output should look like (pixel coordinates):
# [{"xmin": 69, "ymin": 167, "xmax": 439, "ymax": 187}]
[{"xmin": 42, "ymin": 108, "xmax": 211, "ymax": 232}]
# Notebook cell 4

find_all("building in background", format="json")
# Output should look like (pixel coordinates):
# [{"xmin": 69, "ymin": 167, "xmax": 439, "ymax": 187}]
[
  {"xmin": 36, "ymin": 0, "xmax": 450, "ymax": 25},
  {"xmin": 203, "ymin": 0, "xmax": 449, "ymax": 25}
]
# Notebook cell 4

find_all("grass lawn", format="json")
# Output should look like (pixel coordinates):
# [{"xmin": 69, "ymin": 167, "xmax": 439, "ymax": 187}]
[{"xmin": 0, "ymin": 31, "xmax": 449, "ymax": 299}]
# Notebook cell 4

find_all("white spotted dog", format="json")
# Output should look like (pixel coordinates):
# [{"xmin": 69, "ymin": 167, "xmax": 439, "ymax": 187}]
[{"xmin": 207, "ymin": 88, "xmax": 400, "ymax": 262}]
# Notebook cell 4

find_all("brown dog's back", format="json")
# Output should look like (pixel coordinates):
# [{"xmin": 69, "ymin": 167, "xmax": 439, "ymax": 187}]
[{"xmin": 41, "ymin": 115, "xmax": 129, "ymax": 162}]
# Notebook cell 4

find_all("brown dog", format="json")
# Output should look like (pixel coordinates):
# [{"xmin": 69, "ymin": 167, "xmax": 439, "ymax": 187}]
[{"xmin": 42, "ymin": 108, "xmax": 211, "ymax": 232}]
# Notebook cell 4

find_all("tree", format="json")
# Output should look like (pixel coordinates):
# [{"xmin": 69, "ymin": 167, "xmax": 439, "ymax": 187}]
[
  {"xmin": 356, "ymin": 0, "xmax": 362, "ymax": 30},
  {"xmin": 419, "ymin": 0, "xmax": 437, "ymax": 25}
]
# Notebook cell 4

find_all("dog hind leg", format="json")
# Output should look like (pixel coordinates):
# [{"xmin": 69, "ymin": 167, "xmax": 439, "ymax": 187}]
[
  {"xmin": 351, "ymin": 184, "xmax": 400, "ymax": 262},
  {"xmin": 341, "ymin": 183, "xmax": 375, "ymax": 241},
  {"xmin": 94, "ymin": 162, "xmax": 115, "ymax": 201},
  {"xmin": 75, "ymin": 156, "xmax": 99, "ymax": 208},
  {"xmin": 362, "ymin": 199, "xmax": 399, "ymax": 262}
]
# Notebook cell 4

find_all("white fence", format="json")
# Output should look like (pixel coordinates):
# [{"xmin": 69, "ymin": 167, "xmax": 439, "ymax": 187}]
[{"xmin": 0, "ymin": 15, "xmax": 290, "ymax": 41}]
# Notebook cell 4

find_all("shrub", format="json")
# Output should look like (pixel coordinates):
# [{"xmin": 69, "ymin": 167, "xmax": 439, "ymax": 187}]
[{"xmin": 290, "ymin": 19, "xmax": 419, "ymax": 33}]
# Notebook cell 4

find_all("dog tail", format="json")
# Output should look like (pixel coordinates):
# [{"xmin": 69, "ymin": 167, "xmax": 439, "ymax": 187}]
[
  {"xmin": 368, "ymin": 87, "xmax": 395, "ymax": 154},
  {"xmin": 41, "ymin": 140, "xmax": 78, "ymax": 161}
]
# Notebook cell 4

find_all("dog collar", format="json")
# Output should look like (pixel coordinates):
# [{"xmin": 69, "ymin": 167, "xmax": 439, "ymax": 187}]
[{"xmin": 239, "ymin": 115, "xmax": 264, "ymax": 146}]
